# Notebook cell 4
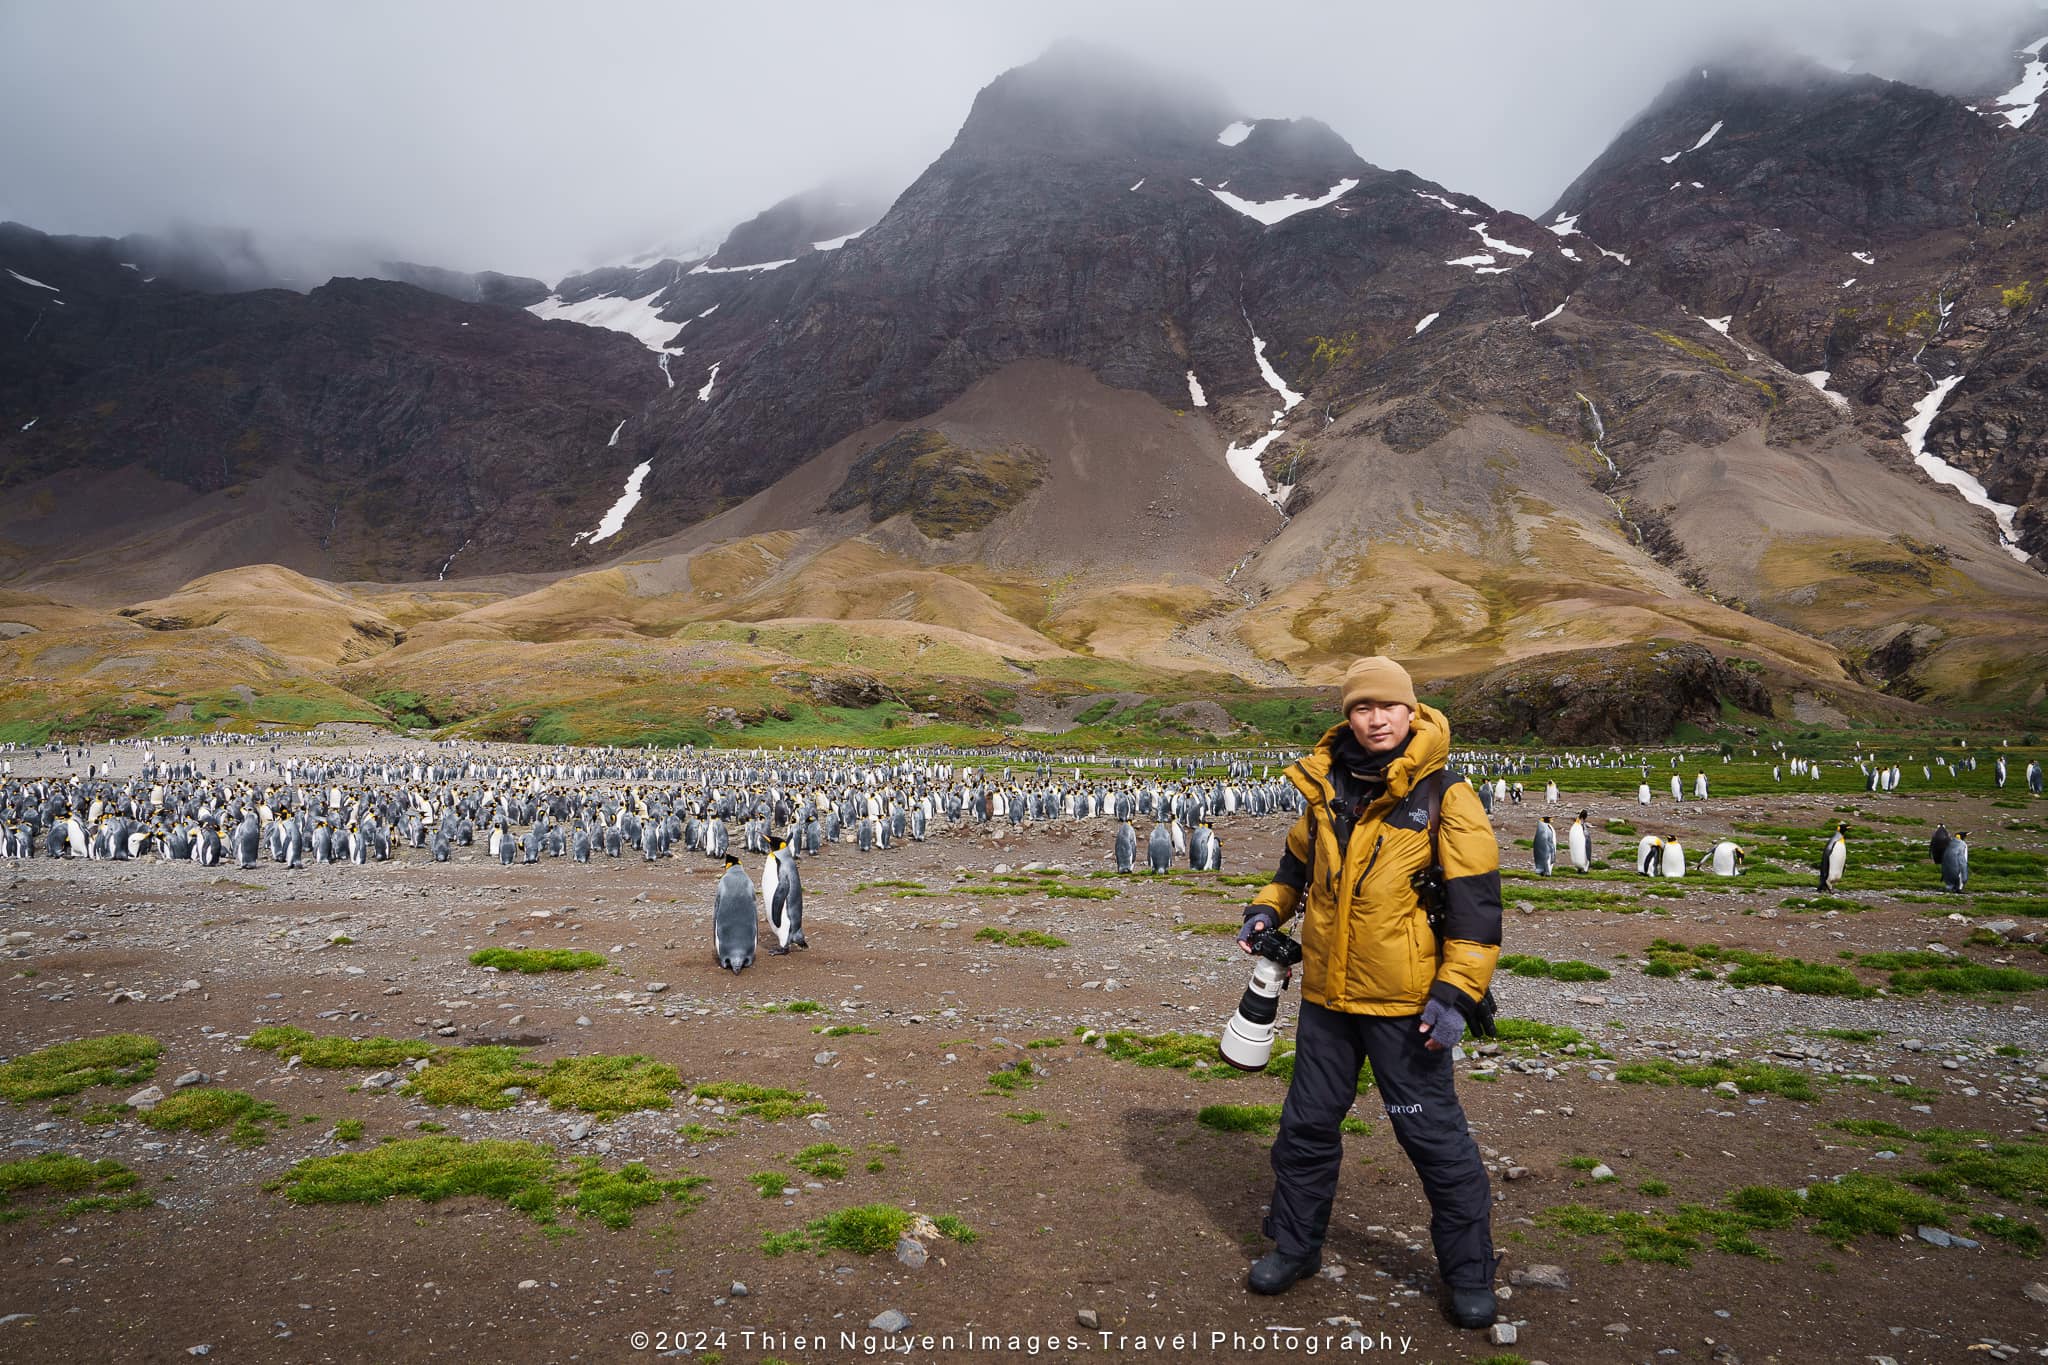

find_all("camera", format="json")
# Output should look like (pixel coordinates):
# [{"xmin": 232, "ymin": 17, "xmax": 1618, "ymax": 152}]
[{"xmin": 1219, "ymin": 928, "xmax": 1304, "ymax": 1071}]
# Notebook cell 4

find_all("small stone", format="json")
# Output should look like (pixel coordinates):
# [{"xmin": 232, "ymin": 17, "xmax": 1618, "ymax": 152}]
[
  {"xmin": 1505, "ymin": 1165, "xmax": 1531, "ymax": 1180},
  {"xmin": 1916, "ymin": 1226, "xmax": 1952, "ymax": 1247},
  {"xmin": 517, "ymin": 1279, "xmax": 539, "ymax": 1291},
  {"xmin": 869, "ymin": 1309, "xmax": 911, "ymax": 1332},
  {"xmin": 894, "ymin": 1236, "xmax": 928, "ymax": 1268},
  {"xmin": 2021, "ymin": 1281, "xmax": 2048, "ymax": 1305},
  {"xmin": 566, "ymin": 1120, "xmax": 592, "ymax": 1142},
  {"xmin": 1588, "ymin": 1163, "xmax": 1615, "ymax": 1180},
  {"xmin": 575, "ymin": 1016, "xmax": 591, "ymax": 1027},
  {"xmin": 730, "ymin": 1281, "xmax": 748, "ymax": 1298},
  {"xmin": 1512, "ymin": 1263, "xmax": 1571, "ymax": 1290},
  {"xmin": 814, "ymin": 1051, "xmax": 838, "ymax": 1067},
  {"xmin": 172, "ymin": 1071, "xmax": 206, "ymax": 1089},
  {"xmin": 1076, "ymin": 1309, "xmax": 1099, "ymax": 1329},
  {"xmin": 1490, "ymin": 1322, "xmax": 1518, "ymax": 1346},
  {"xmin": 125, "ymin": 1085, "xmax": 164, "ymax": 1111},
  {"xmin": 646, "ymin": 983, "xmax": 668, "ymax": 994},
  {"xmin": 187, "ymin": 1347, "xmax": 211, "ymax": 1358},
  {"xmin": 1573, "ymin": 995, "xmax": 1607, "ymax": 1007},
  {"xmin": 1901, "ymin": 1038, "xmax": 1925, "ymax": 1052},
  {"xmin": 363, "ymin": 1072, "xmax": 398, "ymax": 1089}
]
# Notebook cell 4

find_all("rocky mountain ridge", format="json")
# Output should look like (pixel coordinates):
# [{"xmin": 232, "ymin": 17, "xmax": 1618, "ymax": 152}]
[{"xmin": 3, "ymin": 37, "xmax": 2047, "ymax": 734}]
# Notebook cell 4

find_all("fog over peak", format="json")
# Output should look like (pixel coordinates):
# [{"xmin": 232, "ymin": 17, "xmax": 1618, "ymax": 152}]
[{"xmin": 2, "ymin": 0, "xmax": 2042, "ymax": 288}]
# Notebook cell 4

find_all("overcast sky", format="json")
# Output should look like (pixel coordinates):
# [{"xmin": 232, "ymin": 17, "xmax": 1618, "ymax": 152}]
[{"xmin": 2, "ymin": 0, "xmax": 2042, "ymax": 284}]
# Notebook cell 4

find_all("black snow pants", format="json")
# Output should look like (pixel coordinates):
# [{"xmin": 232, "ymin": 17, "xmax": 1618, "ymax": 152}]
[{"xmin": 1265, "ymin": 1000, "xmax": 1496, "ymax": 1289}]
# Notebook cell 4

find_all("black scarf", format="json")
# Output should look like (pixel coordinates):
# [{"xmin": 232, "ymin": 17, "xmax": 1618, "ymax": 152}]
[{"xmin": 1329, "ymin": 729, "xmax": 1412, "ymax": 839}]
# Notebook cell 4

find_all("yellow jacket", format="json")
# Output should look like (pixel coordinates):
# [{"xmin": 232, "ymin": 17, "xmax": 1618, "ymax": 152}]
[{"xmin": 1248, "ymin": 705, "xmax": 1502, "ymax": 1016}]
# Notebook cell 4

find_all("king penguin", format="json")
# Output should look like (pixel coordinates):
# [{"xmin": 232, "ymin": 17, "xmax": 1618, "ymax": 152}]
[
  {"xmin": 1659, "ymin": 836, "xmax": 1686, "ymax": 878},
  {"xmin": 1929, "ymin": 823, "xmax": 1952, "ymax": 868},
  {"xmin": 714, "ymin": 854, "xmax": 757, "ymax": 974},
  {"xmin": 1708, "ymin": 841, "xmax": 1745, "ymax": 876},
  {"xmin": 766, "ymin": 836, "xmax": 806, "ymax": 954},
  {"xmin": 1532, "ymin": 817, "xmax": 1556, "ymax": 876},
  {"xmin": 1941, "ymin": 831, "xmax": 1970, "ymax": 893},
  {"xmin": 1567, "ymin": 810, "xmax": 1591, "ymax": 873},
  {"xmin": 1817, "ymin": 823, "xmax": 1848, "ymax": 891},
  {"xmin": 1147, "ymin": 822, "xmax": 1173, "ymax": 873},
  {"xmin": 1638, "ymin": 834, "xmax": 1664, "ymax": 877},
  {"xmin": 1113, "ymin": 819, "xmax": 1136, "ymax": 874}
]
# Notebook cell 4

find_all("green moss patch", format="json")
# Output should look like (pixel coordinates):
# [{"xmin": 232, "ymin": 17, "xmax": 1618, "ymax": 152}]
[
  {"xmin": 973, "ymin": 927, "xmax": 1069, "ymax": 948},
  {"xmin": 1498, "ymin": 954, "xmax": 1611, "ymax": 982},
  {"xmin": 468, "ymin": 948, "xmax": 608, "ymax": 974},
  {"xmin": 691, "ymin": 1082, "xmax": 824, "ymax": 1123},
  {"xmin": 0, "ymin": 1152, "xmax": 151, "ymax": 1224},
  {"xmin": 761, "ymin": 1202, "xmax": 976, "ymax": 1257},
  {"xmin": 245, "ymin": 1026, "xmax": 437, "ymax": 1069},
  {"xmin": 1613, "ymin": 1058, "xmax": 1819, "ymax": 1100},
  {"xmin": 141, "ymin": 1088, "xmax": 289, "ymax": 1147},
  {"xmin": 534, "ymin": 1055, "xmax": 680, "ymax": 1119},
  {"xmin": 791, "ymin": 1143, "xmax": 850, "ymax": 1180},
  {"xmin": 403, "ymin": 1047, "xmax": 540, "ymax": 1109},
  {"xmin": 270, "ymin": 1136, "xmax": 704, "ymax": 1230},
  {"xmin": 0, "ymin": 1033, "xmax": 162, "ymax": 1101}
]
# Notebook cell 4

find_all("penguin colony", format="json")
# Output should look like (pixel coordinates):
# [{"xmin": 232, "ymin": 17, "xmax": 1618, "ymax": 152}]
[
  {"xmin": 0, "ymin": 743, "xmax": 1314, "ymax": 974},
  {"xmin": 3, "ymin": 731, "xmax": 2033, "ymax": 966}
]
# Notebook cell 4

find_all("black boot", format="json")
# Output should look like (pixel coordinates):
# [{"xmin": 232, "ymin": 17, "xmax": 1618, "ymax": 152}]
[
  {"xmin": 1446, "ymin": 1284, "xmax": 1496, "ymax": 1329},
  {"xmin": 1246, "ymin": 1249, "xmax": 1321, "ymax": 1295}
]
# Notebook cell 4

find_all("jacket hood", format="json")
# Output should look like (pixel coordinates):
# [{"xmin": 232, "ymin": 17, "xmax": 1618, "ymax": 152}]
[{"xmin": 1298, "ymin": 703, "xmax": 1451, "ymax": 802}]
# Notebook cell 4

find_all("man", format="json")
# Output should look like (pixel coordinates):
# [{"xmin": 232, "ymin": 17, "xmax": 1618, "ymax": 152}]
[{"xmin": 1237, "ymin": 655, "xmax": 1502, "ymax": 1330}]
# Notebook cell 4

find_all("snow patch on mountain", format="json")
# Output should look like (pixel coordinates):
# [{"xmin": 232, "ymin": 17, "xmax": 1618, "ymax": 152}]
[
  {"xmin": 1659, "ymin": 119, "xmax": 1724, "ymax": 163},
  {"xmin": 1198, "ymin": 177, "xmax": 1359, "ymax": 225},
  {"xmin": 6, "ymin": 269, "xmax": 59, "ymax": 291},
  {"xmin": 1802, "ymin": 370, "xmax": 1850, "ymax": 411},
  {"xmin": 698, "ymin": 363, "xmax": 721, "ymax": 403},
  {"xmin": 689, "ymin": 257, "xmax": 795, "ymax": 275},
  {"xmin": 1903, "ymin": 373, "xmax": 2028, "ymax": 561},
  {"xmin": 1532, "ymin": 300, "xmax": 1567, "ymax": 327},
  {"xmin": 812, "ymin": 230, "xmax": 864, "ymax": 251},
  {"xmin": 1446, "ymin": 253, "xmax": 1495, "ymax": 269},
  {"xmin": 1186, "ymin": 370, "xmax": 1207, "ymax": 407},
  {"xmin": 1222, "ymin": 314, "xmax": 1303, "ymax": 512},
  {"xmin": 1851, "ymin": 250, "xmax": 1874, "ymax": 265},
  {"xmin": 1129, "ymin": 178, "xmax": 1146, "ymax": 191},
  {"xmin": 608, "ymin": 419, "xmax": 626, "ymax": 448},
  {"xmin": 1414, "ymin": 313, "xmax": 1439, "ymax": 334},
  {"xmin": 1470, "ymin": 223, "xmax": 1532, "ymax": 258},
  {"xmin": 1986, "ymin": 37, "xmax": 2048, "ymax": 128},
  {"xmin": 1547, "ymin": 213, "xmax": 1579, "ymax": 236},
  {"xmin": 20, "ymin": 418, "xmax": 37, "ymax": 431},
  {"xmin": 577, "ymin": 462, "xmax": 653, "ymax": 546},
  {"xmin": 1703, "ymin": 316, "xmax": 1732, "ymax": 336},
  {"xmin": 1415, "ymin": 191, "xmax": 1477, "ymax": 217},
  {"xmin": 528, "ymin": 290, "xmax": 683, "ymax": 355},
  {"xmin": 1217, "ymin": 120, "xmax": 1254, "ymax": 146}
]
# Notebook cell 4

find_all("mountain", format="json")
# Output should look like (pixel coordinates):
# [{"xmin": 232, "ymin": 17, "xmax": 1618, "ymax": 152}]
[{"xmin": 3, "ymin": 37, "xmax": 2047, "ymax": 745}]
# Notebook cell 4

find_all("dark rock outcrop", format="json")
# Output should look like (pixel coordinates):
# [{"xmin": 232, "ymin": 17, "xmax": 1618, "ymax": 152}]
[{"xmin": 1441, "ymin": 642, "xmax": 1775, "ymax": 744}]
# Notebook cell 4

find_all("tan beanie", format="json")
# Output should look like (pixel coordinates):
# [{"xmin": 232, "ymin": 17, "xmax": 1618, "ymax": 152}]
[{"xmin": 1338, "ymin": 655, "xmax": 1417, "ymax": 713}]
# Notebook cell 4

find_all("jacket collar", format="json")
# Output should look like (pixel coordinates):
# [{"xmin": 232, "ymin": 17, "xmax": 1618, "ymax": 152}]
[{"xmin": 1290, "ymin": 704, "xmax": 1451, "ymax": 805}]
